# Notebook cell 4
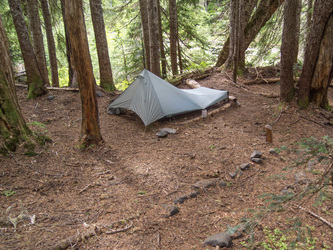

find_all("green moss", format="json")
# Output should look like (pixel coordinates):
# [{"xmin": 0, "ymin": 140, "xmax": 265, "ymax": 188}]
[
  {"xmin": 27, "ymin": 74, "xmax": 47, "ymax": 99},
  {"xmin": 298, "ymin": 97, "xmax": 309, "ymax": 109}
]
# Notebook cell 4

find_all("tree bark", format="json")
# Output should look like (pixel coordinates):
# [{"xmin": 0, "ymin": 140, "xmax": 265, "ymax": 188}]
[
  {"xmin": 60, "ymin": 0, "xmax": 77, "ymax": 87},
  {"xmin": 64, "ymin": 0, "xmax": 103, "ymax": 146},
  {"xmin": 157, "ymin": 0, "xmax": 166, "ymax": 78},
  {"xmin": 216, "ymin": 0, "xmax": 284, "ymax": 68},
  {"xmin": 169, "ymin": 0, "xmax": 178, "ymax": 75},
  {"xmin": 280, "ymin": 0, "xmax": 298, "ymax": 102},
  {"xmin": 26, "ymin": 0, "xmax": 50, "ymax": 86},
  {"xmin": 309, "ymin": 14, "xmax": 333, "ymax": 109},
  {"xmin": 148, "ymin": 0, "xmax": 161, "ymax": 76},
  {"xmin": 0, "ymin": 13, "xmax": 32, "ymax": 152},
  {"xmin": 298, "ymin": 1, "xmax": 333, "ymax": 108},
  {"xmin": 139, "ymin": 0, "xmax": 150, "ymax": 70},
  {"xmin": 90, "ymin": 0, "xmax": 115, "ymax": 91},
  {"xmin": 40, "ymin": 0, "xmax": 59, "ymax": 87},
  {"xmin": 8, "ymin": 0, "xmax": 47, "ymax": 99}
]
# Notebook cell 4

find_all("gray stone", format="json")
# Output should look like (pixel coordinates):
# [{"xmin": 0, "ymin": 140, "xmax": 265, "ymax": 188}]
[
  {"xmin": 239, "ymin": 163, "xmax": 250, "ymax": 170},
  {"xmin": 251, "ymin": 150, "xmax": 263, "ymax": 159},
  {"xmin": 204, "ymin": 232, "xmax": 232, "ymax": 248},
  {"xmin": 160, "ymin": 128, "xmax": 176, "ymax": 134},
  {"xmin": 229, "ymin": 171, "xmax": 237, "ymax": 179},
  {"xmin": 251, "ymin": 158, "xmax": 263, "ymax": 164},
  {"xmin": 47, "ymin": 95, "xmax": 55, "ymax": 100},
  {"xmin": 269, "ymin": 148, "xmax": 278, "ymax": 155},
  {"xmin": 96, "ymin": 91, "xmax": 104, "ymax": 97},
  {"xmin": 163, "ymin": 205, "xmax": 179, "ymax": 217},
  {"xmin": 156, "ymin": 130, "xmax": 168, "ymax": 138},
  {"xmin": 173, "ymin": 195, "xmax": 189, "ymax": 204},
  {"xmin": 189, "ymin": 192, "xmax": 199, "ymax": 198},
  {"xmin": 192, "ymin": 178, "xmax": 221, "ymax": 189}
]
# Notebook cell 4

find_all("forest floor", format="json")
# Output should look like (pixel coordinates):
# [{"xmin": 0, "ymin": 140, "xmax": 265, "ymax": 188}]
[{"xmin": 1, "ymin": 67, "xmax": 333, "ymax": 249}]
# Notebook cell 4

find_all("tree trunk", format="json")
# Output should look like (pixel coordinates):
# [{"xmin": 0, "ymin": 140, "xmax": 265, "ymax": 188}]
[
  {"xmin": 8, "ymin": 0, "xmax": 47, "ymax": 99},
  {"xmin": 139, "ymin": 0, "xmax": 150, "ymax": 70},
  {"xmin": 293, "ymin": 0, "xmax": 302, "ymax": 64},
  {"xmin": 280, "ymin": 0, "xmax": 298, "ymax": 102},
  {"xmin": 306, "ymin": 0, "xmax": 313, "ymax": 38},
  {"xmin": 61, "ymin": 0, "xmax": 77, "ymax": 87},
  {"xmin": 169, "ymin": 0, "xmax": 178, "ymax": 75},
  {"xmin": 26, "ymin": 0, "xmax": 50, "ymax": 86},
  {"xmin": 157, "ymin": 0, "xmax": 166, "ymax": 78},
  {"xmin": 298, "ymin": 1, "xmax": 333, "ymax": 109},
  {"xmin": 309, "ymin": 14, "xmax": 333, "ymax": 109},
  {"xmin": 64, "ymin": 0, "xmax": 103, "ymax": 147},
  {"xmin": 148, "ymin": 0, "xmax": 161, "ymax": 76},
  {"xmin": 216, "ymin": 0, "xmax": 284, "ymax": 68},
  {"xmin": 40, "ymin": 0, "xmax": 59, "ymax": 87},
  {"xmin": 0, "ymin": 13, "xmax": 32, "ymax": 153},
  {"xmin": 90, "ymin": 0, "xmax": 115, "ymax": 91}
]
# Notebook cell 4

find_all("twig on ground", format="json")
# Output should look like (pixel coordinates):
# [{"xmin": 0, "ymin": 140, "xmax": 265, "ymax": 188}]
[
  {"xmin": 296, "ymin": 205, "xmax": 333, "ymax": 229},
  {"xmin": 78, "ymin": 184, "xmax": 93, "ymax": 194}
]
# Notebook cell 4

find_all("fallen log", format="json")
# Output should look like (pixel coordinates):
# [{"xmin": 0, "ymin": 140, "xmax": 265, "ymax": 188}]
[
  {"xmin": 15, "ymin": 83, "xmax": 79, "ymax": 92},
  {"xmin": 244, "ymin": 77, "xmax": 300, "ymax": 85},
  {"xmin": 185, "ymin": 79, "xmax": 201, "ymax": 89}
]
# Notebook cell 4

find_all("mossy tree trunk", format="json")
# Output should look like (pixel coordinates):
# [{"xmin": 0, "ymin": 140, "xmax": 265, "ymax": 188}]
[
  {"xmin": 8, "ymin": 0, "xmax": 47, "ymax": 99},
  {"xmin": 0, "ymin": 13, "xmax": 32, "ymax": 153},
  {"xmin": 64, "ymin": 0, "xmax": 103, "ymax": 147},
  {"xmin": 298, "ymin": 1, "xmax": 333, "ymax": 109},
  {"xmin": 26, "ymin": 0, "xmax": 50, "ymax": 86}
]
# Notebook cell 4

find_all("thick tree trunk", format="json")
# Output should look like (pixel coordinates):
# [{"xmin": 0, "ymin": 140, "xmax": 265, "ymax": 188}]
[
  {"xmin": 27, "ymin": 0, "xmax": 50, "ymax": 86},
  {"xmin": 157, "ymin": 0, "xmax": 166, "ymax": 78},
  {"xmin": 40, "ymin": 0, "xmax": 59, "ymax": 87},
  {"xmin": 298, "ymin": 1, "xmax": 333, "ymax": 108},
  {"xmin": 309, "ymin": 14, "xmax": 333, "ymax": 109},
  {"xmin": 216, "ymin": 0, "xmax": 284, "ymax": 68},
  {"xmin": 64, "ymin": 0, "xmax": 103, "ymax": 146},
  {"xmin": 280, "ymin": 0, "xmax": 298, "ymax": 102},
  {"xmin": 0, "ymin": 13, "xmax": 32, "ymax": 152},
  {"xmin": 139, "ymin": 0, "xmax": 150, "ymax": 70},
  {"xmin": 90, "ymin": 0, "xmax": 115, "ymax": 91},
  {"xmin": 148, "ymin": 0, "xmax": 161, "ymax": 76},
  {"xmin": 61, "ymin": 0, "xmax": 77, "ymax": 87},
  {"xmin": 8, "ymin": 0, "xmax": 47, "ymax": 99},
  {"xmin": 169, "ymin": 0, "xmax": 178, "ymax": 75}
]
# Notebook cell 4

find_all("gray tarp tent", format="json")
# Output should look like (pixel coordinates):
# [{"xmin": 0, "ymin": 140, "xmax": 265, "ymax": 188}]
[{"xmin": 107, "ymin": 69, "xmax": 229, "ymax": 126}]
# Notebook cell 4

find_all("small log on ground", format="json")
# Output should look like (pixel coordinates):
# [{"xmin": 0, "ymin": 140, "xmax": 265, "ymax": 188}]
[
  {"xmin": 185, "ymin": 78, "xmax": 201, "ymax": 89},
  {"xmin": 244, "ymin": 77, "xmax": 300, "ymax": 85}
]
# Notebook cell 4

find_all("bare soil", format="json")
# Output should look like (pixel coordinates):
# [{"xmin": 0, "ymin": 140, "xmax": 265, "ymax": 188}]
[{"xmin": 1, "ymin": 68, "xmax": 333, "ymax": 249}]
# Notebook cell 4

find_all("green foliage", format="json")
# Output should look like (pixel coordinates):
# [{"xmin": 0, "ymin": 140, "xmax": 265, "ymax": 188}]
[
  {"xmin": 115, "ymin": 79, "xmax": 131, "ymax": 91},
  {"xmin": 2, "ymin": 190, "xmax": 16, "ymax": 197}
]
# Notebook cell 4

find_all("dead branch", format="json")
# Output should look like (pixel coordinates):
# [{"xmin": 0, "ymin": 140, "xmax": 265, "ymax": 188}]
[
  {"xmin": 296, "ymin": 205, "xmax": 333, "ymax": 229},
  {"xmin": 52, "ymin": 226, "xmax": 98, "ymax": 250}
]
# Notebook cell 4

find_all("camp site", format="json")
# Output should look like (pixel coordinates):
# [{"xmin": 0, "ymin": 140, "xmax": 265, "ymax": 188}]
[{"xmin": 1, "ymin": 1, "xmax": 333, "ymax": 249}]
